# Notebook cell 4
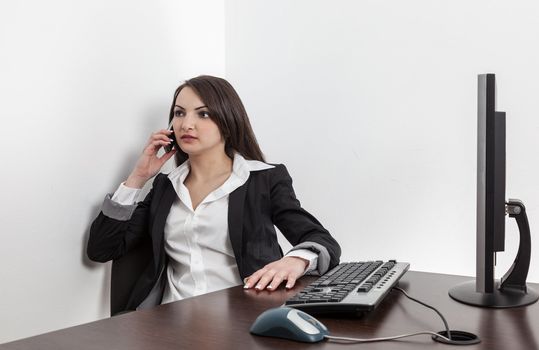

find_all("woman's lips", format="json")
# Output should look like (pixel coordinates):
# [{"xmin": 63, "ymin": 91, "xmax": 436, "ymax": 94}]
[{"xmin": 180, "ymin": 135, "xmax": 197, "ymax": 142}]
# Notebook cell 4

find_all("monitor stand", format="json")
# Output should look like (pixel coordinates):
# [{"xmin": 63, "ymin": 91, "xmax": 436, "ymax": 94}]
[{"xmin": 449, "ymin": 199, "xmax": 539, "ymax": 308}]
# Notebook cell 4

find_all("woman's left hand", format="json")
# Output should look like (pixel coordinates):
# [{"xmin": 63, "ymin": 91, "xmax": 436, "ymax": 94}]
[{"xmin": 244, "ymin": 256, "xmax": 309, "ymax": 291}]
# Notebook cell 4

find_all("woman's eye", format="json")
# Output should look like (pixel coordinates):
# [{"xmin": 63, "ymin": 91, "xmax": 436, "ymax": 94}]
[
  {"xmin": 174, "ymin": 110, "xmax": 184, "ymax": 117},
  {"xmin": 199, "ymin": 111, "xmax": 210, "ymax": 118}
]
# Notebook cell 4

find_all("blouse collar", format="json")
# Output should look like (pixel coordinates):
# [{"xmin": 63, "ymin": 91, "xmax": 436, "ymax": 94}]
[{"xmin": 167, "ymin": 153, "xmax": 274, "ymax": 210}]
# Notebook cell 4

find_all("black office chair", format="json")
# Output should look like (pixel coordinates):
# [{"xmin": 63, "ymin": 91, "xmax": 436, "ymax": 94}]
[{"xmin": 110, "ymin": 237, "xmax": 153, "ymax": 316}]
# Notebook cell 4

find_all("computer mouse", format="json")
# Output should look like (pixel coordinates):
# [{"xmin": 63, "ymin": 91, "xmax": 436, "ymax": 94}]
[{"xmin": 250, "ymin": 307, "xmax": 329, "ymax": 343}]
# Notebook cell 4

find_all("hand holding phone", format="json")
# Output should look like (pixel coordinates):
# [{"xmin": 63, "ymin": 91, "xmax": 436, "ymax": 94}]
[{"xmin": 125, "ymin": 125, "xmax": 177, "ymax": 188}]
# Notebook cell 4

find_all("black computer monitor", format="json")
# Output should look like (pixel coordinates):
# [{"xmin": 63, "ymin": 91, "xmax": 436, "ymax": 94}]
[
  {"xmin": 476, "ymin": 73, "xmax": 506, "ymax": 293},
  {"xmin": 448, "ymin": 73, "xmax": 538, "ymax": 308}
]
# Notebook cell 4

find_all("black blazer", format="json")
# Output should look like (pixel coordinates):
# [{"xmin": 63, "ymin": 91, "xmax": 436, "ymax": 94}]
[{"xmin": 87, "ymin": 164, "xmax": 341, "ymax": 312}]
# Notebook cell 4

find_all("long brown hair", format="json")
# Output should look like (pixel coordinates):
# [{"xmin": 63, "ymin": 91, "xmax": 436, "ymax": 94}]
[{"xmin": 168, "ymin": 75, "xmax": 265, "ymax": 165}]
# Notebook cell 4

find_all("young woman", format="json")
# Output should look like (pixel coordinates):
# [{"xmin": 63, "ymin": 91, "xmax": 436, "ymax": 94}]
[{"xmin": 87, "ymin": 75, "xmax": 341, "ymax": 312}]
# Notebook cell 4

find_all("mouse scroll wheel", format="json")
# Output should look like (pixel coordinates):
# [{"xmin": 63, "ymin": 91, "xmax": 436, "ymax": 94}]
[{"xmin": 307, "ymin": 319, "xmax": 318, "ymax": 327}]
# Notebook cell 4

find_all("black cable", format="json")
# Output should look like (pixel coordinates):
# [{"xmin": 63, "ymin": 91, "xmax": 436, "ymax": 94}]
[{"xmin": 392, "ymin": 286, "xmax": 452, "ymax": 340}]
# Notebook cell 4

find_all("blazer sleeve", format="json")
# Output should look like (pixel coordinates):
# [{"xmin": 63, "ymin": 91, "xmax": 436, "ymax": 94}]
[
  {"xmin": 269, "ymin": 164, "xmax": 341, "ymax": 273},
  {"xmin": 86, "ymin": 175, "xmax": 162, "ymax": 262}
]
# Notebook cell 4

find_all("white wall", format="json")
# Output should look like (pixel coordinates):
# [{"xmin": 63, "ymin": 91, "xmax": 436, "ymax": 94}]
[
  {"xmin": 225, "ymin": 0, "xmax": 539, "ymax": 282},
  {"xmin": 3, "ymin": 0, "xmax": 539, "ymax": 344},
  {"xmin": 0, "ymin": 0, "xmax": 225, "ymax": 343}
]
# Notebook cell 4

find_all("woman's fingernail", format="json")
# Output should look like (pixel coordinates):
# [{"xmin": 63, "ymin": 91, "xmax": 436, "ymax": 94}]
[
  {"xmin": 255, "ymin": 284, "xmax": 262, "ymax": 290},
  {"xmin": 267, "ymin": 285, "xmax": 273, "ymax": 290},
  {"xmin": 244, "ymin": 284, "xmax": 249, "ymax": 289}
]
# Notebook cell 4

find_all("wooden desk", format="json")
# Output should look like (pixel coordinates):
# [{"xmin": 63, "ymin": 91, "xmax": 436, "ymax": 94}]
[{"xmin": 2, "ymin": 271, "xmax": 538, "ymax": 350}]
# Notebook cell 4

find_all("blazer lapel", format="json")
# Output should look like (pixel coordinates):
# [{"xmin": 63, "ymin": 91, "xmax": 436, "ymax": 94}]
[
  {"xmin": 151, "ymin": 179, "xmax": 176, "ymax": 270},
  {"xmin": 228, "ymin": 180, "xmax": 248, "ymax": 276}
]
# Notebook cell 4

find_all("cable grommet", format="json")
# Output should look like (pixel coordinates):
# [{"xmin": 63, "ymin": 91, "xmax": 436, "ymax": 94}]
[{"xmin": 432, "ymin": 330, "xmax": 481, "ymax": 345}]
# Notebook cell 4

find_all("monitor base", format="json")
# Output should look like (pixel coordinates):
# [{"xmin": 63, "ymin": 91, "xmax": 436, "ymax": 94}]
[{"xmin": 449, "ymin": 280, "xmax": 539, "ymax": 308}]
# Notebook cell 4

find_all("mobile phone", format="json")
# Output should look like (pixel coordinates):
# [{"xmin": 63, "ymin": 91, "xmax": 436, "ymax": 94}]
[{"xmin": 164, "ymin": 120, "xmax": 178, "ymax": 153}]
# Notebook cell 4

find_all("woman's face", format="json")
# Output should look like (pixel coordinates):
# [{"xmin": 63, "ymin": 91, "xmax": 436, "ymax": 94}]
[{"xmin": 172, "ymin": 87, "xmax": 225, "ymax": 158}]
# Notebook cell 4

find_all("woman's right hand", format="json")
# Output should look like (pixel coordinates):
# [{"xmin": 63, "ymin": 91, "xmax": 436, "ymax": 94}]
[{"xmin": 124, "ymin": 129, "xmax": 177, "ymax": 189}]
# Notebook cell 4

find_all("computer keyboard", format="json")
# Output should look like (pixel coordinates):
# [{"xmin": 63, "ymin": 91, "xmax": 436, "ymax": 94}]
[{"xmin": 285, "ymin": 260, "xmax": 410, "ymax": 314}]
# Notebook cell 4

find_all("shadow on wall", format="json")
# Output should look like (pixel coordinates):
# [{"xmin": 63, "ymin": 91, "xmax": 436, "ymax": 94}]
[{"xmin": 79, "ymin": 103, "xmax": 172, "ymax": 316}]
